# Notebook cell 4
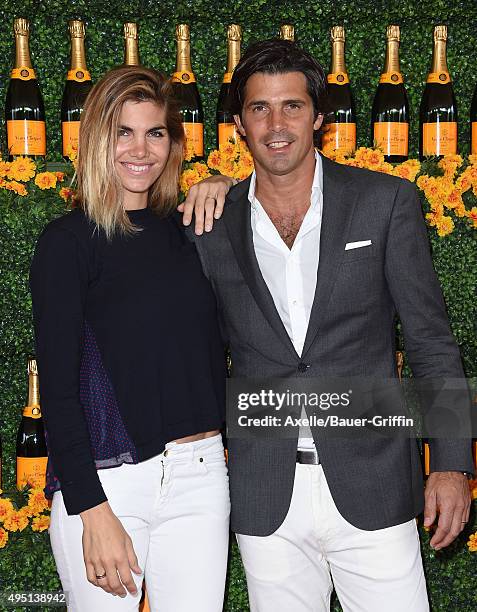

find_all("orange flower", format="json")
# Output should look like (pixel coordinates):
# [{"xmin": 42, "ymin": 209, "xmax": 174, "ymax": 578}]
[
  {"xmin": 5, "ymin": 180, "xmax": 28, "ymax": 196},
  {"xmin": 219, "ymin": 141, "xmax": 237, "ymax": 158},
  {"xmin": 59, "ymin": 187, "xmax": 74, "ymax": 202},
  {"xmin": 426, "ymin": 210, "xmax": 442, "ymax": 228},
  {"xmin": 365, "ymin": 149, "xmax": 385, "ymax": 169},
  {"xmin": 193, "ymin": 162, "xmax": 211, "ymax": 179},
  {"xmin": 27, "ymin": 488, "xmax": 49, "ymax": 514},
  {"xmin": 218, "ymin": 158, "xmax": 235, "ymax": 177},
  {"xmin": 468, "ymin": 154, "xmax": 477, "ymax": 166},
  {"xmin": 466, "ymin": 207, "xmax": 477, "ymax": 228},
  {"xmin": 55, "ymin": 172, "xmax": 65, "ymax": 182},
  {"xmin": 180, "ymin": 168, "xmax": 201, "ymax": 194},
  {"xmin": 0, "ymin": 527, "xmax": 8, "ymax": 548},
  {"xmin": 65, "ymin": 143, "xmax": 78, "ymax": 161},
  {"xmin": 9, "ymin": 156, "xmax": 36, "ymax": 181},
  {"xmin": 436, "ymin": 215, "xmax": 454, "ymax": 237},
  {"xmin": 35, "ymin": 172, "xmax": 57, "ymax": 190},
  {"xmin": 183, "ymin": 139, "xmax": 195, "ymax": 162},
  {"xmin": 207, "ymin": 150, "xmax": 223, "ymax": 170},
  {"xmin": 3, "ymin": 510, "xmax": 29, "ymax": 532},
  {"xmin": 0, "ymin": 160, "xmax": 12, "ymax": 178},
  {"xmin": 0, "ymin": 498, "xmax": 14, "ymax": 522},
  {"xmin": 467, "ymin": 532, "xmax": 477, "ymax": 552},
  {"xmin": 31, "ymin": 514, "xmax": 50, "ymax": 532},
  {"xmin": 445, "ymin": 188, "xmax": 463, "ymax": 210},
  {"xmin": 455, "ymin": 174, "xmax": 471, "ymax": 193},
  {"xmin": 469, "ymin": 478, "xmax": 477, "ymax": 499}
]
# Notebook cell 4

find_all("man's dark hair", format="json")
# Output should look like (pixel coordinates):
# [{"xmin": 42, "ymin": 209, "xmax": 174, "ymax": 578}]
[{"xmin": 229, "ymin": 39, "xmax": 328, "ymax": 129}]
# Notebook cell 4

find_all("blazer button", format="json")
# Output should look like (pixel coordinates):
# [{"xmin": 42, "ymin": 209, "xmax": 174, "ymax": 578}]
[{"xmin": 297, "ymin": 362, "xmax": 310, "ymax": 373}]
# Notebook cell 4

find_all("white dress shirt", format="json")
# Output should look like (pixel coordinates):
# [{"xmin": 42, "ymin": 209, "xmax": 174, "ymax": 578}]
[{"xmin": 249, "ymin": 152, "xmax": 323, "ymax": 451}]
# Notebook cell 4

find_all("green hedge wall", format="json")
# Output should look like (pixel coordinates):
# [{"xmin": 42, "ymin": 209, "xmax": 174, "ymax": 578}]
[{"xmin": 0, "ymin": 1, "xmax": 476, "ymax": 611}]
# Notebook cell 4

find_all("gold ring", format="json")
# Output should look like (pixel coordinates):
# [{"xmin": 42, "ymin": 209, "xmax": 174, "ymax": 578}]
[
  {"xmin": 205, "ymin": 196, "xmax": 216, "ymax": 200},
  {"xmin": 96, "ymin": 572, "xmax": 107, "ymax": 580}
]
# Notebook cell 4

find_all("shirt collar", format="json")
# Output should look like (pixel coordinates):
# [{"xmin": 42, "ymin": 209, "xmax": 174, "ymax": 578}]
[{"xmin": 248, "ymin": 151, "xmax": 323, "ymax": 213}]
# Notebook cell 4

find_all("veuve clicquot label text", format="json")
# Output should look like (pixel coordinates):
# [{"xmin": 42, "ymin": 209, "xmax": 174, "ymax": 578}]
[
  {"xmin": 7, "ymin": 118, "xmax": 46, "ymax": 156},
  {"xmin": 322, "ymin": 26, "xmax": 356, "ymax": 156},
  {"xmin": 374, "ymin": 121, "xmax": 408, "ymax": 156},
  {"xmin": 422, "ymin": 122, "xmax": 457, "ymax": 156},
  {"xmin": 16, "ymin": 456, "xmax": 48, "ymax": 488}
]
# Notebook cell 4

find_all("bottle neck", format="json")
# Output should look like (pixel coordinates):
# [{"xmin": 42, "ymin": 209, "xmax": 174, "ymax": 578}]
[
  {"xmin": 124, "ymin": 38, "xmax": 140, "ymax": 66},
  {"xmin": 431, "ymin": 40, "xmax": 449, "ymax": 74},
  {"xmin": 24, "ymin": 373, "xmax": 40, "ymax": 417},
  {"xmin": 330, "ymin": 40, "xmax": 347, "ymax": 74},
  {"xmin": 70, "ymin": 37, "xmax": 87, "ymax": 70},
  {"xmin": 15, "ymin": 34, "xmax": 32, "ymax": 68},
  {"xmin": 176, "ymin": 39, "xmax": 192, "ymax": 73},
  {"xmin": 226, "ymin": 39, "xmax": 240, "ymax": 74},
  {"xmin": 383, "ymin": 39, "xmax": 401, "ymax": 74}
]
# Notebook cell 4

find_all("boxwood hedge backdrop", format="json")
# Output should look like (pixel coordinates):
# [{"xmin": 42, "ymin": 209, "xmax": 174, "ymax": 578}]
[{"xmin": 0, "ymin": 0, "xmax": 476, "ymax": 610}]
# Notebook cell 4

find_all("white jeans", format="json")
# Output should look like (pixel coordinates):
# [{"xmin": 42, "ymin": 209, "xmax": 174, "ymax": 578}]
[
  {"xmin": 237, "ymin": 463, "xmax": 429, "ymax": 612},
  {"xmin": 49, "ymin": 434, "xmax": 230, "ymax": 612}
]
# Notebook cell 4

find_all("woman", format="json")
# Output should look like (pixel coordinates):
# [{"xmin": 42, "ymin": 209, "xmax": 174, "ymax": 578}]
[{"xmin": 30, "ymin": 66, "xmax": 232, "ymax": 611}]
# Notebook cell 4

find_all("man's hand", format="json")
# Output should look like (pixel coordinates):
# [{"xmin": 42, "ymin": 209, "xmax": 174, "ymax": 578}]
[
  {"xmin": 423, "ymin": 471, "xmax": 471, "ymax": 550},
  {"xmin": 177, "ymin": 175, "xmax": 235, "ymax": 235},
  {"xmin": 81, "ymin": 501, "xmax": 142, "ymax": 597}
]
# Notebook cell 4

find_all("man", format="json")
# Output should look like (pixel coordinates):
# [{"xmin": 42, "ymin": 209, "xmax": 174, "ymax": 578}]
[{"xmin": 182, "ymin": 40, "xmax": 473, "ymax": 611}]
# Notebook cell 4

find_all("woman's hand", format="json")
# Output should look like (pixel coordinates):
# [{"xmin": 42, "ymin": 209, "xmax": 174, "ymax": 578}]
[
  {"xmin": 80, "ymin": 501, "xmax": 142, "ymax": 597},
  {"xmin": 177, "ymin": 174, "xmax": 236, "ymax": 235}
]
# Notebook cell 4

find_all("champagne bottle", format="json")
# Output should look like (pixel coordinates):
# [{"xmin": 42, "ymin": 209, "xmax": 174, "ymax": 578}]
[
  {"xmin": 61, "ymin": 20, "xmax": 92, "ymax": 159},
  {"xmin": 420, "ymin": 25, "xmax": 457, "ymax": 159},
  {"xmin": 322, "ymin": 26, "xmax": 356, "ymax": 156},
  {"xmin": 16, "ymin": 358, "xmax": 48, "ymax": 490},
  {"xmin": 216, "ymin": 24, "xmax": 242, "ymax": 148},
  {"xmin": 280, "ymin": 25, "xmax": 295, "ymax": 41},
  {"xmin": 171, "ymin": 24, "xmax": 204, "ymax": 159},
  {"xmin": 5, "ymin": 18, "xmax": 46, "ymax": 159},
  {"xmin": 124, "ymin": 22, "xmax": 140, "ymax": 66},
  {"xmin": 371, "ymin": 25, "xmax": 409, "ymax": 163},
  {"xmin": 470, "ymin": 83, "xmax": 477, "ymax": 154}
]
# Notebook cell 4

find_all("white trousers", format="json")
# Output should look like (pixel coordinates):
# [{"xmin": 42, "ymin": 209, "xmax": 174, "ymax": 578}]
[
  {"xmin": 237, "ymin": 463, "xmax": 429, "ymax": 612},
  {"xmin": 49, "ymin": 434, "xmax": 230, "ymax": 612}
]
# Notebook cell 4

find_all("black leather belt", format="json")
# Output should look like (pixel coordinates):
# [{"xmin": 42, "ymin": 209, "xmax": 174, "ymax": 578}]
[{"xmin": 296, "ymin": 450, "xmax": 320, "ymax": 465}]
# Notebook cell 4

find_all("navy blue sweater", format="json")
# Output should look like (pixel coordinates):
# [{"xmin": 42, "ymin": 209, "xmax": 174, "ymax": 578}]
[{"xmin": 30, "ymin": 207, "xmax": 225, "ymax": 515}]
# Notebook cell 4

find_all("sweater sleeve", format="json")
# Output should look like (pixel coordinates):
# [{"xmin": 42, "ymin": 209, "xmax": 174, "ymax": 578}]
[{"xmin": 30, "ymin": 225, "xmax": 108, "ymax": 514}]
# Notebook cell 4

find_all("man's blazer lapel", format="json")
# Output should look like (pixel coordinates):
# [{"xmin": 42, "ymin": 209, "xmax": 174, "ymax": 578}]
[
  {"xmin": 223, "ymin": 178, "xmax": 299, "ymax": 359},
  {"xmin": 302, "ymin": 155, "xmax": 360, "ymax": 357}
]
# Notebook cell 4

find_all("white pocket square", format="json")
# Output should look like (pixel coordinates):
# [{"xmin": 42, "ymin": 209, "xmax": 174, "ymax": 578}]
[{"xmin": 345, "ymin": 240, "xmax": 372, "ymax": 251}]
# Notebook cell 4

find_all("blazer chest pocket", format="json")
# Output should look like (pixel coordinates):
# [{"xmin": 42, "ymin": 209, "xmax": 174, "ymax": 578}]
[{"xmin": 341, "ymin": 241, "xmax": 375, "ymax": 263}]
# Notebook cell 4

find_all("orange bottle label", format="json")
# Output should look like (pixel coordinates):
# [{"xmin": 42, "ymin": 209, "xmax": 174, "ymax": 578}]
[
  {"xmin": 379, "ymin": 72, "xmax": 404, "ymax": 84},
  {"xmin": 472, "ymin": 122, "xmax": 477, "ymax": 155},
  {"xmin": 11, "ymin": 67, "xmax": 36, "ymax": 80},
  {"xmin": 322, "ymin": 123, "xmax": 356, "ymax": 155},
  {"xmin": 327, "ymin": 72, "xmax": 349, "ymax": 85},
  {"xmin": 62, "ymin": 121, "xmax": 81, "ymax": 156},
  {"xmin": 16, "ymin": 456, "xmax": 48, "ymax": 490},
  {"xmin": 422, "ymin": 122, "xmax": 457, "ymax": 156},
  {"xmin": 172, "ymin": 71, "xmax": 196, "ymax": 84},
  {"xmin": 373, "ymin": 122, "xmax": 409, "ymax": 156},
  {"xmin": 67, "ymin": 69, "xmax": 91, "ymax": 82},
  {"xmin": 183, "ymin": 122, "xmax": 204, "ymax": 157},
  {"xmin": 7, "ymin": 120, "xmax": 46, "ymax": 155},
  {"xmin": 222, "ymin": 72, "xmax": 233, "ymax": 84},
  {"xmin": 427, "ymin": 71, "xmax": 451, "ymax": 84},
  {"xmin": 218, "ymin": 123, "xmax": 240, "ymax": 147}
]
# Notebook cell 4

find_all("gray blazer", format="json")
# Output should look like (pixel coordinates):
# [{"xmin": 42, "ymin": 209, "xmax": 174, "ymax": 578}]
[{"xmin": 189, "ymin": 154, "xmax": 474, "ymax": 535}]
